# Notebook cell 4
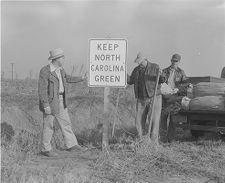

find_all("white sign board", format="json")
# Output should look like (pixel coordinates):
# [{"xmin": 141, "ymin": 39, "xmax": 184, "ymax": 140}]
[{"xmin": 89, "ymin": 39, "xmax": 127, "ymax": 87}]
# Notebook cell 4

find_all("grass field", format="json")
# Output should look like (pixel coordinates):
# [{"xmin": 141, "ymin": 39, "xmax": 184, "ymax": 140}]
[{"xmin": 1, "ymin": 79, "xmax": 225, "ymax": 183}]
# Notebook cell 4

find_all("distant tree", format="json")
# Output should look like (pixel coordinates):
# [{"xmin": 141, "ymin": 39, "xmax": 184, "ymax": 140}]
[
  {"xmin": 29, "ymin": 70, "xmax": 33, "ymax": 79},
  {"xmin": 35, "ymin": 73, "xmax": 38, "ymax": 80},
  {"xmin": 71, "ymin": 65, "xmax": 75, "ymax": 76}
]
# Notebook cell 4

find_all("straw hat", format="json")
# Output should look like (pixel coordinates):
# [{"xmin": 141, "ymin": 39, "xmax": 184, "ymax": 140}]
[{"xmin": 48, "ymin": 48, "xmax": 65, "ymax": 60}]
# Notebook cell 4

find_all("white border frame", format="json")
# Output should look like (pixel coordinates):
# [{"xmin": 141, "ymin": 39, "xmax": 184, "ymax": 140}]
[{"xmin": 88, "ymin": 38, "xmax": 128, "ymax": 88}]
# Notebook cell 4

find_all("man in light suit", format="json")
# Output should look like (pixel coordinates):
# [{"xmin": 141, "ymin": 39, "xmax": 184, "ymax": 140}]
[{"xmin": 38, "ymin": 48, "xmax": 85, "ymax": 157}]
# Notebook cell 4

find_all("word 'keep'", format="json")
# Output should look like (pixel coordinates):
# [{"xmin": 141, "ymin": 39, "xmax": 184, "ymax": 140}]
[{"xmin": 97, "ymin": 44, "xmax": 119, "ymax": 51}]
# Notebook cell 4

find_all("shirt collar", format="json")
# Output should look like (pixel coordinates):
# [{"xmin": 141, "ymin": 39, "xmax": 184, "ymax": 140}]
[
  {"xmin": 49, "ymin": 63, "xmax": 62, "ymax": 72},
  {"xmin": 139, "ymin": 64, "xmax": 146, "ymax": 69},
  {"xmin": 169, "ymin": 65, "xmax": 179, "ymax": 71}
]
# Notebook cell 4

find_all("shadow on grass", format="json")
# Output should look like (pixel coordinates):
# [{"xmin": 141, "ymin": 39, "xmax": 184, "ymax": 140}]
[{"xmin": 76, "ymin": 126, "xmax": 138, "ymax": 148}]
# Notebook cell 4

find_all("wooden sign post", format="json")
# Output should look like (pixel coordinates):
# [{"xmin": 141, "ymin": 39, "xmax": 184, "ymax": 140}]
[
  {"xmin": 89, "ymin": 39, "xmax": 127, "ymax": 150},
  {"xmin": 102, "ymin": 87, "xmax": 110, "ymax": 148}
]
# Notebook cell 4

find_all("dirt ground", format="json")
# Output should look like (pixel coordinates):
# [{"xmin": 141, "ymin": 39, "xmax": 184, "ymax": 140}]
[{"xmin": 29, "ymin": 149, "xmax": 96, "ymax": 176}]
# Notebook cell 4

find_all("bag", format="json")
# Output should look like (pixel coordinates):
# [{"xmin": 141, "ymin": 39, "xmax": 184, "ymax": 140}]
[
  {"xmin": 189, "ymin": 96, "xmax": 225, "ymax": 111},
  {"xmin": 160, "ymin": 83, "xmax": 173, "ymax": 95},
  {"xmin": 193, "ymin": 82, "xmax": 225, "ymax": 97},
  {"xmin": 160, "ymin": 83, "xmax": 178, "ymax": 95},
  {"xmin": 181, "ymin": 96, "xmax": 191, "ymax": 110}
]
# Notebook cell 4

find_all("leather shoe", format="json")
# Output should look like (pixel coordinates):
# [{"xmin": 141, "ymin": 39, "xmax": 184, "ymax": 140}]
[{"xmin": 66, "ymin": 145, "xmax": 83, "ymax": 152}]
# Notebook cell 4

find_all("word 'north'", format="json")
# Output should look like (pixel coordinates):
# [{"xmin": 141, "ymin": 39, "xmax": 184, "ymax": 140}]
[{"xmin": 95, "ymin": 54, "xmax": 120, "ymax": 61}]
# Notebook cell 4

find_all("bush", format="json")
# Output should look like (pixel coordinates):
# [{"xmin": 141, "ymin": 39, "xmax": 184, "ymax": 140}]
[{"xmin": 1, "ymin": 122, "xmax": 15, "ymax": 144}]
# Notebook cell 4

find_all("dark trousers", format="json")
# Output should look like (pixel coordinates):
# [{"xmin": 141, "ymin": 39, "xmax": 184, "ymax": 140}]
[{"xmin": 160, "ymin": 112, "xmax": 175, "ymax": 143}]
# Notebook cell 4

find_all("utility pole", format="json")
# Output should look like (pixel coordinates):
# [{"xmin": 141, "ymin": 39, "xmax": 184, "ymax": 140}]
[{"xmin": 11, "ymin": 63, "xmax": 14, "ymax": 81}]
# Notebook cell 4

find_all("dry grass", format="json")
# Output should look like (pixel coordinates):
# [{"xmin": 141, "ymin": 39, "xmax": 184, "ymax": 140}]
[
  {"xmin": 1, "ymin": 79, "xmax": 225, "ymax": 183},
  {"xmin": 2, "ymin": 130, "xmax": 225, "ymax": 183},
  {"xmin": 93, "ymin": 138, "xmax": 225, "ymax": 183},
  {"xmin": 1, "ymin": 129, "xmax": 101, "ymax": 183}
]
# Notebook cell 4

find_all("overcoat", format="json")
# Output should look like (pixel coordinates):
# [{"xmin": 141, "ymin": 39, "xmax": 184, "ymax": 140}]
[{"xmin": 38, "ymin": 65, "xmax": 83, "ymax": 114}]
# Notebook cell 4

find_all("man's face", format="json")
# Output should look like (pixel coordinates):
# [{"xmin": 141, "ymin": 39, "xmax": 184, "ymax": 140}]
[
  {"xmin": 55, "ymin": 56, "xmax": 65, "ymax": 67},
  {"xmin": 134, "ymin": 56, "xmax": 140, "ymax": 65},
  {"xmin": 171, "ymin": 60, "xmax": 180, "ymax": 68},
  {"xmin": 135, "ymin": 57, "xmax": 146, "ymax": 66}
]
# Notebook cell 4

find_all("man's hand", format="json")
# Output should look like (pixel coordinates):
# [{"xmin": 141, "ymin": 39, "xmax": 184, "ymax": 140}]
[
  {"xmin": 158, "ymin": 68, "xmax": 162, "ymax": 74},
  {"xmin": 44, "ymin": 106, "xmax": 51, "ymax": 115},
  {"xmin": 173, "ymin": 88, "xmax": 179, "ymax": 94},
  {"xmin": 82, "ymin": 72, "xmax": 88, "ymax": 80}
]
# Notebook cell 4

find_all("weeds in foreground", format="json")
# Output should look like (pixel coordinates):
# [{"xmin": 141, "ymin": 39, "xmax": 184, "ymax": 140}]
[
  {"xmin": 1, "ymin": 128, "xmax": 225, "ymax": 183},
  {"xmin": 93, "ymin": 137, "xmax": 225, "ymax": 183}
]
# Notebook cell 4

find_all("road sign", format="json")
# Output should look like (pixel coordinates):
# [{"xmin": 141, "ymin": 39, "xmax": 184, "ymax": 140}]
[{"xmin": 89, "ymin": 39, "xmax": 127, "ymax": 87}]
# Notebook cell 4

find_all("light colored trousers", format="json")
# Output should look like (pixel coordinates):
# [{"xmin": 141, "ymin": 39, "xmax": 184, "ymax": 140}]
[
  {"xmin": 135, "ymin": 95, "xmax": 162, "ymax": 142},
  {"xmin": 41, "ymin": 97, "xmax": 78, "ymax": 152}
]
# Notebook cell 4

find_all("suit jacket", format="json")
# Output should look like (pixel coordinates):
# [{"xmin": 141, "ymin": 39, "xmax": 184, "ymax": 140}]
[
  {"xmin": 127, "ymin": 61, "xmax": 165, "ymax": 99},
  {"xmin": 38, "ymin": 65, "xmax": 83, "ymax": 114}
]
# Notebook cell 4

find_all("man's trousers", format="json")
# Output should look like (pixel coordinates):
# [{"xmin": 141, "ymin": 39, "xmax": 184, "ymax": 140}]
[
  {"xmin": 135, "ymin": 95, "xmax": 162, "ymax": 143},
  {"xmin": 159, "ymin": 96, "xmax": 182, "ymax": 143},
  {"xmin": 41, "ymin": 96, "xmax": 78, "ymax": 152},
  {"xmin": 160, "ymin": 113, "xmax": 175, "ymax": 143}
]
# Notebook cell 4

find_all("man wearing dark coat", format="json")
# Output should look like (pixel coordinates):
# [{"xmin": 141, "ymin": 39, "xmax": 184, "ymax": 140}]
[
  {"xmin": 127, "ymin": 52, "xmax": 165, "ymax": 143},
  {"xmin": 160, "ymin": 54, "xmax": 188, "ymax": 143}
]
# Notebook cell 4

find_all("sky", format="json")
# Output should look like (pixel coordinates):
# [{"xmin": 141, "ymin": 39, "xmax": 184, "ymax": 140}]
[{"xmin": 1, "ymin": 0, "xmax": 225, "ymax": 79}]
